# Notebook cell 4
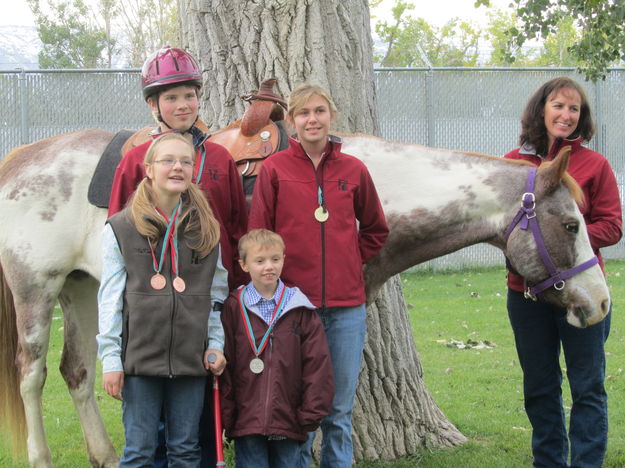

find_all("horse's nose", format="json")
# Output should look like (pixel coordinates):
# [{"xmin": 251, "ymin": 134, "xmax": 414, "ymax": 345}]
[{"xmin": 601, "ymin": 298, "xmax": 610, "ymax": 318}]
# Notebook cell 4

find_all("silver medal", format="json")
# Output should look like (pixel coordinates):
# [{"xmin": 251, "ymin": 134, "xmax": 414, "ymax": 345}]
[{"xmin": 249, "ymin": 357, "xmax": 264, "ymax": 374}]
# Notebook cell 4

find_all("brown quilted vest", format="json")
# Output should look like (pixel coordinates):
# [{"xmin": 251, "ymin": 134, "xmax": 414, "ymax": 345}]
[{"xmin": 108, "ymin": 210, "xmax": 218, "ymax": 377}]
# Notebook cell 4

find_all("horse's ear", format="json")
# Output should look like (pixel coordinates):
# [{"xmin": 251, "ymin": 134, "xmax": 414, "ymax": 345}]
[{"xmin": 537, "ymin": 146, "xmax": 571, "ymax": 194}]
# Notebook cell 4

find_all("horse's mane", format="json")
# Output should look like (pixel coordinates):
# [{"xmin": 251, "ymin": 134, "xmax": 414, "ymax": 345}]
[
  {"xmin": 539, "ymin": 160, "xmax": 585, "ymax": 206},
  {"xmin": 0, "ymin": 145, "xmax": 29, "ymax": 169},
  {"xmin": 562, "ymin": 173, "xmax": 584, "ymax": 206}
]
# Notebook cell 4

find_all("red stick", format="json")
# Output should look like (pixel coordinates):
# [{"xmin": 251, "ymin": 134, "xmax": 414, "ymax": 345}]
[{"xmin": 213, "ymin": 375, "xmax": 226, "ymax": 467}]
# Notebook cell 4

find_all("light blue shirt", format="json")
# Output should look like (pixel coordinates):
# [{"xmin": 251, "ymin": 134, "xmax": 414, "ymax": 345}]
[
  {"xmin": 244, "ymin": 280, "xmax": 295, "ymax": 324},
  {"xmin": 96, "ymin": 223, "xmax": 227, "ymax": 373}
]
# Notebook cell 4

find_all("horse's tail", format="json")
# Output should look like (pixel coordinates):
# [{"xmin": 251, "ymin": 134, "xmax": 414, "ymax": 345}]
[{"xmin": 0, "ymin": 261, "xmax": 27, "ymax": 456}]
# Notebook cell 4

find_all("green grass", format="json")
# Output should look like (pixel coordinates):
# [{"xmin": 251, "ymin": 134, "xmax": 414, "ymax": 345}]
[
  {"xmin": 356, "ymin": 259, "xmax": 625, "ymax": 468},
  {"xmin": 2, "ymin": 261, "xmax": 624, "ymax": 467}
]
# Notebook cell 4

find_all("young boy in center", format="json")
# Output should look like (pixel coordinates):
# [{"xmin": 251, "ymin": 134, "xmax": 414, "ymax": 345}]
[{"xmin": 219, "ymin": 229, "xmax": 335, "ymax": 468}]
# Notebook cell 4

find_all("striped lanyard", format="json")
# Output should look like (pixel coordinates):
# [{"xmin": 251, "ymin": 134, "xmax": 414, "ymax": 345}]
[
  {"xmin": 238, "ymin": 285, "xmax": 287, "ymax": 358},
  {"xmin": 148, "ymin": 201, "xmax": 182, "ymax": 277}
]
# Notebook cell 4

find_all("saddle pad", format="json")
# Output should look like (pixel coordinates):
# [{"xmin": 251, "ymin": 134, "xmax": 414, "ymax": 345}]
[{"xmin": 87, "ymin": 129, "xmax": 134, "ymax": 208}]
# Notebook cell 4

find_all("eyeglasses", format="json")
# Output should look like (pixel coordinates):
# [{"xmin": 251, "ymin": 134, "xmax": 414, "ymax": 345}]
[{"xmin": 154, "ymin": 158, "xmax": 194, "ymax": 169}]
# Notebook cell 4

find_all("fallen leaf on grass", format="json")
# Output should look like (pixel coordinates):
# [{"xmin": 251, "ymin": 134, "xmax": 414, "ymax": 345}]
[{"xmin": 444, "ymin": 339, "xmax": 497, "ymax": 349}]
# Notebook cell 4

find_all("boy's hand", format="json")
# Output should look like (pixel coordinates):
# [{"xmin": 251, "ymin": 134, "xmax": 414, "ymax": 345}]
[
  {"xmin": 103, "ymin": 371, "xmax": 124, "ymax": 400},
  {"xmin": 204, "ymin": 349, "xmax": 227, "ymax": 376}
]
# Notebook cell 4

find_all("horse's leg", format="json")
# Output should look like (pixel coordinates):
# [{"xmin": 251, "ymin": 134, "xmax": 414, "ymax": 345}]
[
  {"xmin": 58, "ymin": 272, "xmax": 118, "ymax": 468},
  {"xmin": 14, "ymin": 297, "xmax": 57, "ymax": 467}
]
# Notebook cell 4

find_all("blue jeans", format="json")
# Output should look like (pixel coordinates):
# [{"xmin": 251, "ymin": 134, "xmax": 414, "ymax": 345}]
[
  {"xmin": 298, "ymin": 304, "xmax": 367, "ymax": 468},
  {"xmin": 507, "ymin": 290, "xmax": 610, "ymax": 468},
  {"xmin": 120, "ymin": 375, "xmax": 206, "ymax": 468},
  {"xmin": 235, "ymin": 435, "xmax": 300, "ymax": 467},
  {"xmin": 153, "ymin": 377, "xmax": 215, "ymax": 468}
]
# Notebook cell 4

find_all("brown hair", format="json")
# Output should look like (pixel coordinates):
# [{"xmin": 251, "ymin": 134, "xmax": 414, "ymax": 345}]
[
  {"xmin": 238, "ymin": 229, "xmax": 285, "ymax": 262},
  {"xmin": 287, "ymin": 84, "xmax": 337, "ymax": 122},
  {"xmin": 519, "ymin": 76, "xmax": 595, "ymax": 155},
  {"xmin": 129, "ymin": 133, "xmax": 220, "ymax": 258}
]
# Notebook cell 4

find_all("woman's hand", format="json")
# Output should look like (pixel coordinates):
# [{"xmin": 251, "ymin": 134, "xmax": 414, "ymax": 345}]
[{"xmin": 204, "ymin": 349, "xmax": 227, "ymax": 376}]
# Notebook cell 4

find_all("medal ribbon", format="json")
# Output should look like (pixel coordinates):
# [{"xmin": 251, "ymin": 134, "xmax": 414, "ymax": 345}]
[
  {"xmin": 317, "ymin": 186, "xmax": 325, "ymax": 209},
  {"xmin": 193, "ymin": 139, "xmax": 207, "ymax": 185},
  {"xmin": 148, "ymin": 201, "xmax": 182, "ymax": 277},
  {"xmin": 238, "ymin": 285, "xmax": 287, "ymax": 358}
]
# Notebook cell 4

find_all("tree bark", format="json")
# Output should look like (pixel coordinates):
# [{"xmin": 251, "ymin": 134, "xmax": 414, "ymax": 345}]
[
  {"xmin": 179, "ymin": 0, "xmax": 378, "ymax": 133},
  {"xmin": 178, "ymin": 0, "xmax": 467, "ymax": 461}
]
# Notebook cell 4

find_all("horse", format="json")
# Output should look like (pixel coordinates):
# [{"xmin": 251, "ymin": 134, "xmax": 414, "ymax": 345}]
[{"xmin": 0, "ymin": 129, "xmax": 610, "ymax": 467}]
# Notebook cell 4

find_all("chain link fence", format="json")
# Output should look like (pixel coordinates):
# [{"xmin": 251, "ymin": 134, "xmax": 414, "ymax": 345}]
[{"xmin": 1, "ymin": 67, "xmax": 624, "ymax": 268}]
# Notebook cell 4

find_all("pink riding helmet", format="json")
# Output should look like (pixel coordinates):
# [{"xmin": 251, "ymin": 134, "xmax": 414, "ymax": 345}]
[{"xmin": 141, "ymin": 46, "xmax": 203, "ymax": 100}]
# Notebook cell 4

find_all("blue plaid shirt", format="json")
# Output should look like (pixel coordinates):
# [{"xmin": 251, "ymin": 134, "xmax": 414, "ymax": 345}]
[{"xmin": 245, "ymin": 280, "xmax": 294, "ymax": 324}]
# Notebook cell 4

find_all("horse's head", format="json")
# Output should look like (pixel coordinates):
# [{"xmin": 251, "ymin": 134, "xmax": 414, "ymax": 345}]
[{"xmin": 505, "ymin": 147, "xmax": 610, "ymax": 328}]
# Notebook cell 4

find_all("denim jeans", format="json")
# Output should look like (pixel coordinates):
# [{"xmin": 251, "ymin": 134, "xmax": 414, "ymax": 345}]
[
  {"xmin": 298, "ymin": 304, "xmax": 367, "ymax": 468},
  {"xmin": 234, "ymin": 435, "xmax": 300, "ymax": 468},
  {"xmin": 120, "ymin": 375, "xmax": 206, "ymax": 468},
  {"xmin": 507, "ymin": 290, "xmax": 610, "ymax": 468},
  {"xmin": 153, "ymin": 377, "xmax": 215, "ymax": 468}
]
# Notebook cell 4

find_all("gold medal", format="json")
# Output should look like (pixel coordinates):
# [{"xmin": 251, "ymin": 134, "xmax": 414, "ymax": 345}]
[
  {"xmin": 314, "ymin": 206, "xmax": 329, "ymax": 223},
  {"xmin": 173, "ymin": 276, "xmax": 186, "ymax": 293},
  {"xmin": 150, "ymin": 273, "xmax": 166, "ymax": 290},
  {"xmin": 250, "ymin": 357, "xmax": 264, "ymax": 374}
]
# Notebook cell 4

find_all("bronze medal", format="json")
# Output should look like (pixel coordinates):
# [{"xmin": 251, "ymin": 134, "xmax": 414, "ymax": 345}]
[
  {"xmin": 314, "ymin": 206, "xmax": 329, "ymax": 223},
  {"xmin": 150, "ymin": 273, "xmax": 166, "ymax": 290},
  {"xmin": 249, "ymin": 357, "xmax": 264, "ymax": 374},
  {"xmin": 173, "ymin": 276, "xmax": 186, "ymax": 293}
]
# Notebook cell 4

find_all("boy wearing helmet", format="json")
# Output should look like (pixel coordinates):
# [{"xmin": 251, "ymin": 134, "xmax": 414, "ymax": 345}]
[{"xmin": 108, "ymin": 46, "xmax": 248, "ymax": 291}]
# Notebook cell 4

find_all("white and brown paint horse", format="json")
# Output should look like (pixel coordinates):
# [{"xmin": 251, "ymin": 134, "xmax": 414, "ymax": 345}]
[{"xmin": 0, "ymin": 129, "xmax": 610, "ymax": 467}]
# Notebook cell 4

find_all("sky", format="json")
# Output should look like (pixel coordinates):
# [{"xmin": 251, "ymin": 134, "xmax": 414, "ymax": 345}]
[
  {"xmin": 2, "ymin": 0, "xmax": 512, "ymax": 28},
  {"xmin": 3, "ymin": 1, "xmax": 35, "ymax": 26}
]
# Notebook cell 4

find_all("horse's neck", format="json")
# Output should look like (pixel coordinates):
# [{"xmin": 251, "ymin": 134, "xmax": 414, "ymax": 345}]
[{"xmin": 344, "ymin": 136, "xmax": 527, "ymax": 277}]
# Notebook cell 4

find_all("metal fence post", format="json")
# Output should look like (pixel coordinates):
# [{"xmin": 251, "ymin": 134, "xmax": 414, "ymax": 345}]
[
  {"xmin": 594, "ymin": 79, "xmax": 604, "ymax": 155},
  {"xmin": 426, "ymin": 69, "xmax": 434, "ymax": 147},
  {"xmin": 18, "ymin": 68, "xmax": 29, "ymax": 145}
]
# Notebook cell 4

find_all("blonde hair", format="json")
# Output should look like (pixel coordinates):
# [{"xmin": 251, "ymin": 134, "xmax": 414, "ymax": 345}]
[
  {"xmin": 287, "ymin": 84, "xmax": 337, "ymax": 121},
  {"xmin": 238, "ymin": 229, "xmax": 285, "ymax": 262},
  {"xmin": 130, "ymin": 133, "xmax": 220, "ymax": 258}
]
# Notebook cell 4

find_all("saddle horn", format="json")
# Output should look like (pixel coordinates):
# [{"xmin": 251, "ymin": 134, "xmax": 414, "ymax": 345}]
[{"xmin": 240, "ymin": 78, "xmax": 287, "ymax": 136}]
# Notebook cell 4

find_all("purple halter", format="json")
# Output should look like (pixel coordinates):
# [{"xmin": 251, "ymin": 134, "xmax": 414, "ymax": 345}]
[{"xmin": 504, "ymin": 166, "xmax": 599, "ymax": 300}]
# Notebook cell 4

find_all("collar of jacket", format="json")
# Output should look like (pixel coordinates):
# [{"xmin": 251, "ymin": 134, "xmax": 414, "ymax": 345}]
[
  {"xmin": 288, "ymin": 135, "xmax": 343, "ymax": 163},
  {"xmin": 519, "ymin": 135, "xmax": 584, "ymax": 160}
]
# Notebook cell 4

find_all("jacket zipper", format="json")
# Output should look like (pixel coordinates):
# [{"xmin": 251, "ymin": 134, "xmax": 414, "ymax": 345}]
[
  {"xmin": 168, "ymin": 272, "xmax": 176, "ymax": 378},
  {"xmin": 260, "ymin": 306, "xmax": 289, "ymax": 431},
  {"xmin": 263, "ymin": 331, "xmax": 274, "ymax": 430},
  {"xmin": 319, "ymin": 164, "xmax": 326, "ymax": 309},
  {"xmin": 309, "ymin": 152, "xmax": 327, "ymax": 310}
]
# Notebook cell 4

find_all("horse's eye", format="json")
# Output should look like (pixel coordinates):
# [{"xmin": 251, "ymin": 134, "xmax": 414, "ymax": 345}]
[{"xmin": 564, "ymin": 222, "xmax": 579, "ymax": 233}]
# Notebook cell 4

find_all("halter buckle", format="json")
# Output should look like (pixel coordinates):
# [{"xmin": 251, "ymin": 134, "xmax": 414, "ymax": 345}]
[
  {"xmin": 554, "ymin": 280, "xmax": 566, "ymax": 291},
  {"xmin": 524, "ymin": 288, "xmax": 538, "ymax": 301}
]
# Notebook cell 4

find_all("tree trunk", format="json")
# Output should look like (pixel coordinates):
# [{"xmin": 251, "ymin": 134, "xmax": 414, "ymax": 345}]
[
  {"xmin": 179, "ymin": 0, "xmax": 378, "ymax": 133},
  {"xmin": 178, "ymin": 0, "xmax": 467, "ymax": 461}
]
